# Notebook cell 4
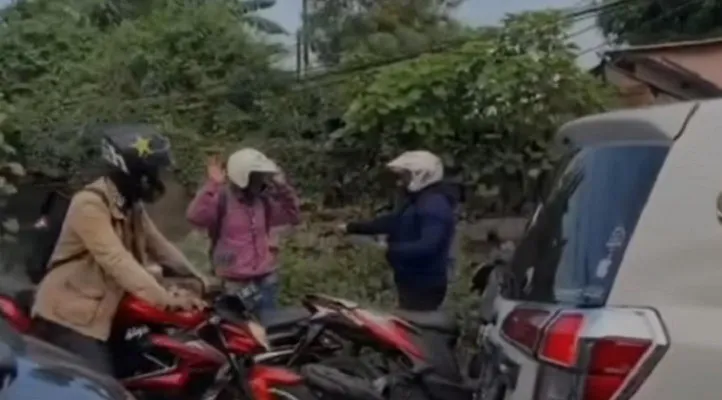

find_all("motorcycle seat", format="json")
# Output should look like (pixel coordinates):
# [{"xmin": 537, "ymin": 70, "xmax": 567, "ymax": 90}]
[
  {"xmin": 394, "ymin": 310, "xmax": 459, "ymax": 335},
  {"xmin": 259, "ymin": 307, "xmax": 311, "ymax": 331}
]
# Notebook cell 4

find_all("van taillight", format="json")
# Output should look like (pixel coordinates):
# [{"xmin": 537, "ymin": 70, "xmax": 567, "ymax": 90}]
[
  {"xmin": 500, "ymin": 308, "xmax": 550, "ymax": 354},
  {"xmin": 501, "ymin": 308, "xmax": 667, "ymax": 400},
  {"xmin": 538, "ymin": 313, "xmax": 585, "ymax": 368},
  {"xmin": 584, "ymin": 337, "xmax": 652, "ymax": 400}
]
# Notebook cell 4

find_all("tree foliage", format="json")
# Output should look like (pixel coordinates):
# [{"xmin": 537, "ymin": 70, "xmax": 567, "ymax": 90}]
[
  {"xmin": 306, "ymin": 0, "xmax": 466, "ymax": 67},
  {"xmin": 0, "ymin": 0, "xmax": 613, "ymax": 214},
  {"xmin": 1, "ymin": 0, "xmax": 285, "ymax": 184},
  {"xmin": 0, "ymin": 97, "xmax": 24, "ymax": 244},
  {"xmin": 91, "ymin": 0, "xmax": 288, "ymax": 34},
  {"xmin": 334, "ymin": 11, "xmax": 614, "ymax": 214},
  {"xmin": 596, "ymin": 0, "xmax": 722, "ymax": 45}
]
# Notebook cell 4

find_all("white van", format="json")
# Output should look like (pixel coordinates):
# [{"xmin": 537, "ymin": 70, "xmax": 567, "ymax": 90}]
[{"xmin": 471, "ymin": 99, "xmax": 722, "ymax": 400}]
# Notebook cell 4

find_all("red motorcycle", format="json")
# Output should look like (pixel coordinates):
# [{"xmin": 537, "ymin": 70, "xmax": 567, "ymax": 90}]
[
  {"xmin": 274, "ymin": 294, "xmax": 473, "ymax": 400},
  {"xmin": 0, "ymin": 284, "xmax": 313, "ymax": 400}
]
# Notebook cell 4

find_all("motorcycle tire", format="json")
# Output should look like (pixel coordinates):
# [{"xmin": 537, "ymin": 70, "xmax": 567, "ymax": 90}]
[{"xmin": 301, "ymin": 364, "xmax": 384, "ymax": 400}]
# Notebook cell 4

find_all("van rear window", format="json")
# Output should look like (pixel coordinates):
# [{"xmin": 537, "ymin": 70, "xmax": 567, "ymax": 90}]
[{"xmin": 502, "ymin": 143, "xmax": 669, "ymax": 306}]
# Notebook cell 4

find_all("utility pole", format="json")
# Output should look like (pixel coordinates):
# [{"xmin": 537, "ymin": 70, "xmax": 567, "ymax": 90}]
[
  {"xmin": 302, "ymin": 0, "xmax": 310, "ymax": 74},
  {"xmin": 295, "ymin": 29, "xmax": 302, "ymax": 80}
]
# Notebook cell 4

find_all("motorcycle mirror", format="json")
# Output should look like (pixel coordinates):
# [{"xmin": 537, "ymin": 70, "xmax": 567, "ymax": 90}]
[{"xmin": 214, "ymin": 293, "xmax": 250, "ymax": 315}]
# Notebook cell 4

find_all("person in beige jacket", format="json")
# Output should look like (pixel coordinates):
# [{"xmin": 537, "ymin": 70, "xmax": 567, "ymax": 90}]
[{"xmin": 32, "ymin": 124, "xmax": 208, "ymax": 375}]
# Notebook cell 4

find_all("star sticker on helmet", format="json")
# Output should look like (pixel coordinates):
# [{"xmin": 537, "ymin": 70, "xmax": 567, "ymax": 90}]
[{"xmin": 132, "ymin": 136, "xmax": 152, "ymax": 158}]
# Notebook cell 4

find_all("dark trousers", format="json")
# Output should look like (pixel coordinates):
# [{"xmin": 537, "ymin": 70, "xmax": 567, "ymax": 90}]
[
  {"xmin": 33, "ymin": 317, "xmax": 114, "ymax": 376},
  {"xmin": 397, "ymin": 284, "xmax": 447, "ymax": 311}
]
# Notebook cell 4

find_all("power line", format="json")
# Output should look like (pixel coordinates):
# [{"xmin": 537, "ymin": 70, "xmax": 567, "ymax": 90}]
[
  {"xmin": 564, "ymin": 1, "xmax": 641, "ymax": 41},
  {"xmin": 565, "ymin": 0, "xmax": 636, "ymax": 20},
  {"xmin": 567, "ymin": 22, "xmax": 598, "ymax": 40},
  {"xmin": 576, "ymin": 0, "xmax": 701, "ymax": 58},
  {"xmin": 294, "ymin": 0, "xmax": 637, "ymax": 84}
]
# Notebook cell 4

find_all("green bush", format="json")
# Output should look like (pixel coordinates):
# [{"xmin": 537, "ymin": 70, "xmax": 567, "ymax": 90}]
[{"xmin": 0, "ymin": 97, "xmax": 24, "ymax": 245}]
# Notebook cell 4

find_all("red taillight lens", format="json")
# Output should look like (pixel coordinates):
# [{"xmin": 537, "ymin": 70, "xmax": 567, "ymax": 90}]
[
  {"xmin": 500, "ymin": 308, "xmax": 551, "ymax": 353},
  {"xmin": 502, "ymin": 307, "xmax": 664, "ymax": 400},
  {"xmin": 584, "ymin": 337, "xmax": 652, "ymax": 400},
  {"xmin": 538, "ymin": 313, "xmax": 585, "ymax": 367},
  {"xmin": 588, "ymin": 337, "xmax": 651, "ymax": 375}
]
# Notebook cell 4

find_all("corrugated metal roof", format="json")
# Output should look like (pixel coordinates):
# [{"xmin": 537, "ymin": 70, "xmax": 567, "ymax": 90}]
[{"xmin": 605, "ymin": 37, "xmax": 722, "ymax": 54}]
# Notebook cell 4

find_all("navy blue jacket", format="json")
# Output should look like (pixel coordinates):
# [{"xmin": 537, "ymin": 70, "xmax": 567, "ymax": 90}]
[{"xmin": 347, "ymin": 182, "xmax": 460, "ymax": 288}]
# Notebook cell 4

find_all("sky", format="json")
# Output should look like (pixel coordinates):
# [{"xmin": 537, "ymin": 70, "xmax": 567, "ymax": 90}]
[{"xmin": 0, "ymin": 0, "xmax": 605, "ymax": 67}]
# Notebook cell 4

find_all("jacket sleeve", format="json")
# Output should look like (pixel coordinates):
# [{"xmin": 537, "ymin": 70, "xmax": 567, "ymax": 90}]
[
  {"xmin": 346, "ymin": 213, "xmax": 395, "ymax": 236},
  {"xmin": 386, "ymin": 197, "xmax": 451, "ymax": 260},
  {"xmin": 142, "ymin": 209, "xmax": 205, "ymax": 279},
  {"xmin": 66, "ymin": 193, "xmax": 171, "ymax": 308},
  {"xmin": 266, "ymin": 181, "xmax": 301, "ymax": 227},
  {"xmin": 186, "ymin": 180, "xmax": 223, "ymax": 228}
]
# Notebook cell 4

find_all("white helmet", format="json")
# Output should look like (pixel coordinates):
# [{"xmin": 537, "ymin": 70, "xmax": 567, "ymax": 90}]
[
  {"xmin": 386, "ymin": 150, "xmax": 443, "ymax": 192},
  {"xmin": 226, "ymin": 148, "xmax": 279, "ymax": 188}
]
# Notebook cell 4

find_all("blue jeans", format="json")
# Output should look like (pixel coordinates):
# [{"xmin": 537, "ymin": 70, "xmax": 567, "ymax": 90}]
[
  {"xmin": 256, "ymin": 273, "xmax": 278, "ymax": 311},
  {"xmin": 223, "ymin": 272, "xmax": 279, "ymax": 315}
]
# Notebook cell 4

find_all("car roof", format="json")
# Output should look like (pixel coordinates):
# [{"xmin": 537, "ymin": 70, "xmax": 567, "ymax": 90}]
[{"xmin": 556, "ymin": 101, "xmax": 701, "ymax": 147}]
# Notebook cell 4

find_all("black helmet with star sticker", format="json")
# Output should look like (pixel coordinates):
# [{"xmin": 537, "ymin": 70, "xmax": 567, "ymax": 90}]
[{"xmin": 96, "ymin": 123, "xmax": 173, "ymax": 205}]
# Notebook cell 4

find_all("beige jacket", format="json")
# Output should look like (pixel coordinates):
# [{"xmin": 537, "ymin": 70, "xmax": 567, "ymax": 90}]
[{"xmin": 32, "ymin": 178, "xmax": 199, "ymax": 341}]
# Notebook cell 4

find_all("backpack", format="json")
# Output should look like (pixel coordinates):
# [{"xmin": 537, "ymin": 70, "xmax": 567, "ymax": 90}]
[
  {"xmin": 26, "ymin": 188, "xmax": 109, "ymax": 284},
  {"xmin": 207, "ymin": 190, "xmax": 272, "ymax": 259}
]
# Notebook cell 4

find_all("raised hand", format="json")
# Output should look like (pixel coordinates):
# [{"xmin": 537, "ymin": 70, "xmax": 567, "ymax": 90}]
[{"xmin": 207, "ymin": 154, "xmax": 225, "ymax": 184}]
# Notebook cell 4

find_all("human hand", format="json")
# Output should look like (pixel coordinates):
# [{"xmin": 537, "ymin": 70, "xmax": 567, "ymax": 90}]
[
  {"xmin": 170, "ymin": 296, "xmax": 207, "ymax": 312},
  {"xmin": 271, "ymin": 171, "xmax": 287, "ymax": 185},
  {"xmin": 146, "ymin": 264, "xmax": 163, "ymax": 280},
  {"xmin": 207, "ymin": 154, "xmax": 225, "ymax": 184},
  {"xmin": 167, "ymin": 288, "xmax": 207, "ymax": 311},
  {"xmin": 199, "ymin": 275, "xmax": 222, "ymax": 294}
]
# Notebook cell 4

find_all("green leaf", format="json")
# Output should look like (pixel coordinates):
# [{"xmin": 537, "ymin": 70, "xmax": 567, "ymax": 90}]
[
  {"xmin": 431, "ymin": 86, "xmax": 448, "ymax": 99},
  {"xmin": 0, "ymin": 234, "xmax": 17, "ymax": 244},
  {"xmin": 475, "ymin": 183, "xmax": 500, "ymax": 197},
  {"xmin": 1, "ymin": 218, "xmax": 19, "ymax": 234},
  {"xmin": 0, "ymin": 179, "xmax": 16, "ymax": 196},
  {"xmin": 4, "ymin": 162, "xmax": 24, "ymax": 177}
]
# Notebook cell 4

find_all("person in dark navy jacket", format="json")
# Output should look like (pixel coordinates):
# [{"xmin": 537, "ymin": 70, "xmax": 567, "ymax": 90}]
[{"xmin": 339, "ymin": 150, "xmax": 460, "ymax": 311}]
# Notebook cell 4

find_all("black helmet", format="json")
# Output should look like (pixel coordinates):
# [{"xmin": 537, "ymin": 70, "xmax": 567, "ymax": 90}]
[{"xmin": 99, "ymin": 123, "xmax": 172, "ymax": 204}]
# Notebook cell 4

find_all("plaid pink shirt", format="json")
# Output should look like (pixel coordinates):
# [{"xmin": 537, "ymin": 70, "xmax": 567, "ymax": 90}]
[{"xmin": 186, "ymin": 180, "xmax": 300, "ymax": 279}]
